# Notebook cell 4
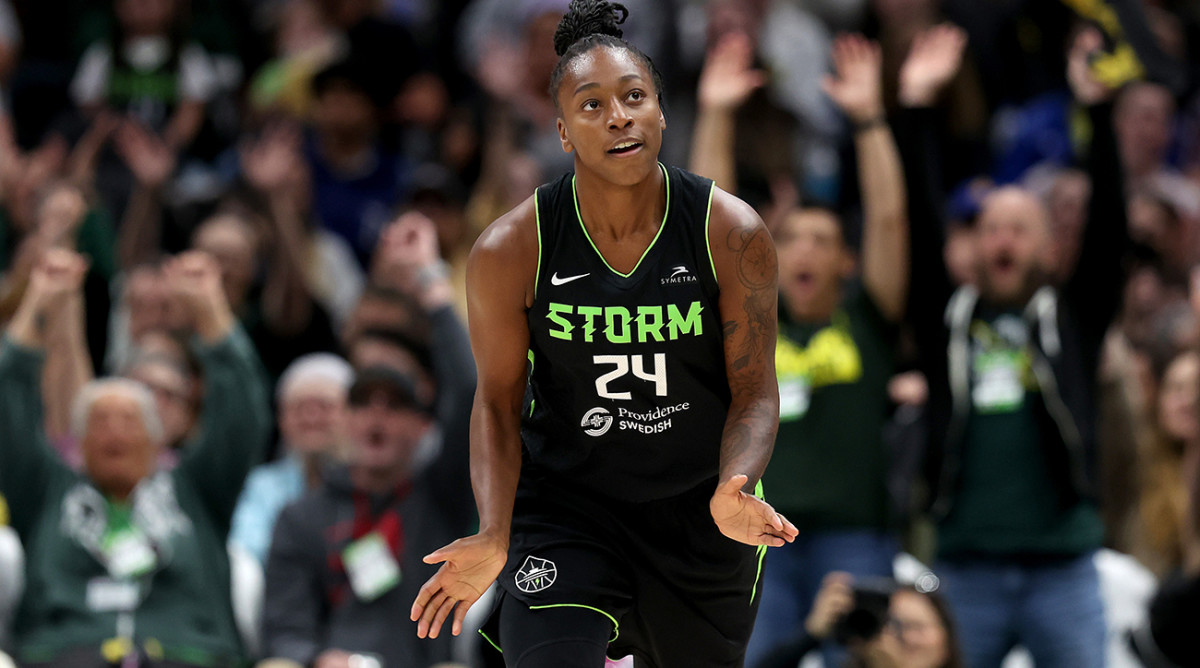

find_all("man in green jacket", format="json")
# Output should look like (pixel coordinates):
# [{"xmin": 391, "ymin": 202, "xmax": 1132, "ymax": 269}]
[{"xmin": 0, "ymin": 248, "xmax": 271, "ymax": 667}]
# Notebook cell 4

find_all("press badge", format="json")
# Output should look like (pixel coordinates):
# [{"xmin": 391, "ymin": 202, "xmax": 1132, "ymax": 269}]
[
  {"xmin": 972, "ymin": 350, "xmax": 1024, "ymax": 413},
  {"xmin": 343, "ymin": 532, "xmax": 401, "ymax": 602},
  {"xmin": 87, "ymin": 577, "xmax": 140, "ymax": 612},
  {"xmin": 778, "ymin": 376, "xmax": 811, "ymax": 421},
  {"xmin": 102, "ymin": 527, "xmax": 157, "ymax": 579}
]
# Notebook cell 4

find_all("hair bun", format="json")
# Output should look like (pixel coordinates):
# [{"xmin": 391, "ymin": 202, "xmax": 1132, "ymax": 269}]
[{"xmin": 553, "ymin": 0, "xmax": 629, "ymax": 57}]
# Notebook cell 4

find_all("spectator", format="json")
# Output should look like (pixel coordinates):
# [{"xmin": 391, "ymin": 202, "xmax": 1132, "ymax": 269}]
[
  {"xmin": 69, "ymin": 0, "xmax": 217, "ymax": 152},
  {"xmin": 103, "ymin": 262, "xmax": 192, "ymax": 376},
  {"xmin": 898, "ymin": 26, "xmax": 1127, "ymax": 668},
  {"xmin": 1132, "ymin": 399, "xmax": 1200, "ymax": 667},
  {"xmin": 239, "ymin": 121, "xmax": 365, "ymax": 330},
  {"xmin": 755, "ymin": 571, "xmax": 966, "ymax": 668},
  {"xmin": 187, "ymin": 207, "xmax": 339, "ymax": 383},
  {"xmin": 744, "ymin": 33, "xmax": 910, "ymax": 667},
  {"xmin": 248, "ymin": 0, "xmax": 348, "ymax": 119},
  {"xmin": 0, "ymin": 248, "xmax": 270, "ymax": 667},
  {"xmin": 0, "ymin": 0, "xmax": 17, "ymax": 99},
  {"xmin": 231, "ymin": 352, "xmax": 354, "ymax": 565},
  {"xmin": 260, "ymin": 365, "xmax": 462, "ymax": 668},
  {"xmin": 306, "ymin": 59, "xmax": 410, "ymax": 266},
  {"xmin": 1135, "ymin": 349, "xmax": 1199, "ymax": 577},
  {"xmin": 121, "ymin": 348, "xmax": 198, "ymax": 455},
  {"xmin": 0, "ymin": 179, "xmax": 116, "ymax": 374},
  {"xmin": 362, "ymin": 211, "xmax": 477, "ymax": 528}
]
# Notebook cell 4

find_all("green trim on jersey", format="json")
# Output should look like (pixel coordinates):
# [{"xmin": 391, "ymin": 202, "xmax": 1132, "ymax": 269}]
[
  {"xmin": 527, "ymin": 349, "xmax": 536, "ymax": 416},
  {"xmin": 571, "ymin": 163, "xmax": 671, "ymax": 279},
  {"xmin": 704, "ymin": 182, "xmax": 718, "ymax": 284},
  {"xmin": 534, "ymin": 187, "xmax": 544, "ymax": 299},
  {"xmin": 530, "ymin": 603, "xmax": 620, "ymax": 642},
  {"xmin": 750, "ymin": 480, "xmax": 767, "ymax": 605}
]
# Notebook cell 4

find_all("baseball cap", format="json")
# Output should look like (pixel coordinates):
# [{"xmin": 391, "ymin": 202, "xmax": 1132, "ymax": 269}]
[{"xmin": 347, "ymin": 366, "xmax": 431, "ymax": 414}]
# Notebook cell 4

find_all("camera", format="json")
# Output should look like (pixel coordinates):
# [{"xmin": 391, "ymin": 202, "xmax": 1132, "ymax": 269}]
[{"xmin": 832, "ymin": 577, "xmax": 897, "ymax": 644}]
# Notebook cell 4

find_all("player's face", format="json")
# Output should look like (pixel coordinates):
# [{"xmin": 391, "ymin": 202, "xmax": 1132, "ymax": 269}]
[
  {"xmin": 555, "ymin": 46, "xmax": 665, "ymax": 187},
  {"xmin": 775, "ymin": 209, "xmax": 852, "ymax": 308}
]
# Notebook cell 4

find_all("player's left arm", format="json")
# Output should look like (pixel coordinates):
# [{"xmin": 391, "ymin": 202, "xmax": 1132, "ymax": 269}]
[{"xmin": 707, "ymin": 188, "xmax": 797, "ymax": 547}]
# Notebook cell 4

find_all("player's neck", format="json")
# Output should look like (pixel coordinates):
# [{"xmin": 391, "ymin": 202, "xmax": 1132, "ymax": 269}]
[{"xmin": 574, "ymin": 165, "xmax": 666, "ymax": 240}]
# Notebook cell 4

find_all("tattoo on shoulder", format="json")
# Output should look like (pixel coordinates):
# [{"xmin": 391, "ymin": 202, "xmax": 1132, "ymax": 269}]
[
  {"xmin": 727, "ymin": 226, "xmax": 777, "ymax": 291},
  {"xmin": 723, "ymin": 225, "xmax": 777, "ymax": 374}
]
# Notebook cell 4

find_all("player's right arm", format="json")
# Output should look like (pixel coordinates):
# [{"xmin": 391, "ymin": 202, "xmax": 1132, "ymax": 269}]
[{"xmin": 410, "ymin": 197, "xmax": 539, "ymax": 640}]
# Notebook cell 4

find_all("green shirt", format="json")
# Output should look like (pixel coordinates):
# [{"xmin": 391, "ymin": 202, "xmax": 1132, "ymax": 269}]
[
  {"xmin": 937, "ymin": 312, "xmax": 1104, "ymax": 559},
  {"xmin": 763, "ymin": 286, "xmax": 896, "ymax": 530},
  {"xmin": 0, "ymin": 328, "xmax": 270, "ymax": 665}
]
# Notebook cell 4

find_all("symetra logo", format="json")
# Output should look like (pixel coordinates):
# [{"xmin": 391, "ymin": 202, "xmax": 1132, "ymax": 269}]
[
  {"xmin": 515, "ymin": 555, "xmax": 557, "ymax": 593},
  {"xmin": 551, "ymin": 272, "xmax": 589, "ymax": 286},
  {"xmin": 662, "ymin": 265, "xmax": 698, "ymax": 285},
  {"xmin": 581, "ymin": 407, "xmax": 613, "ymax": 436}
]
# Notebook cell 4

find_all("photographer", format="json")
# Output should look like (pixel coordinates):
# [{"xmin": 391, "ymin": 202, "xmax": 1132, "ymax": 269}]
[{"xmin": 754, "ymin": 572, "xmax": 965, "ymax": 668}]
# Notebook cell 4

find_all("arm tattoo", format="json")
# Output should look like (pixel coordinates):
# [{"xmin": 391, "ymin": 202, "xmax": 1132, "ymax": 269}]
[
  {"xmin": 725, "ymin": 226, "xmax": 777, "ymax": 374},
  {"xmin": 719, "ymin": 224, "xmax": 779, "ymax": 483}
]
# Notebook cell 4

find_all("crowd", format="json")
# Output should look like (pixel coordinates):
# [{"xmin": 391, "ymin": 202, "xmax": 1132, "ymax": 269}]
[{"xmin": 0, "ymin": 0, "xmax": 1198, "ymax": 667}]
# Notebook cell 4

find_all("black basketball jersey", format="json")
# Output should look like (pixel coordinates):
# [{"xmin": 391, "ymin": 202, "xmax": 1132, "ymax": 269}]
[{"xmin": 521, "ymin": 163, "xmax": 731, "ymax": 502}]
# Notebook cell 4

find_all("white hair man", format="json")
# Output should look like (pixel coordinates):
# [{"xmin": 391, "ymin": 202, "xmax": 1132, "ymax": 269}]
[
  {"xmin": 230, "ymin": 352, "xmax": 355, "ymax": 564},
  {"xmin": 0, "ymin": 249, "xmax": 270, "ymax": 668}
]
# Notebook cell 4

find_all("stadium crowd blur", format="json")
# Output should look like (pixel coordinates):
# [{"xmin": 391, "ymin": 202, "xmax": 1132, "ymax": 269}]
[{"xmin": 0, "ymin": 0, "xmax": 1199, "ymax": 667}]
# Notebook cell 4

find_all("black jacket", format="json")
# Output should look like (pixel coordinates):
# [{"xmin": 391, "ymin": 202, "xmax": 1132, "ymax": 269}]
[{"xmin": 897, "ymin": 102, "xmax": 1128, "ymax": 520}]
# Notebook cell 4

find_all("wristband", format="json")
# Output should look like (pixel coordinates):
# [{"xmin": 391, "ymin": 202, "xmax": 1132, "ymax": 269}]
[
  {"xmin": 415, "ymin": 260, "xmax": 451, "ymax": 289},
  {"xmin": 853, "ymin": 115, "xmax": 888, "ymax": 133}
]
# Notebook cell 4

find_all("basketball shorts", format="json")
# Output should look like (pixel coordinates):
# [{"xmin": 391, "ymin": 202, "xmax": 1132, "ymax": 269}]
[{"xmin": 480, "ymin": 468, "xmax": 767, "ymax": 668}]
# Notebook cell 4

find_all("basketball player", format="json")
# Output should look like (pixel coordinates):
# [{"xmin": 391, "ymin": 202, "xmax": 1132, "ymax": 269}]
[{"xmin": 411, "ymin": 1, "xmax": 797, "ymax": 665}]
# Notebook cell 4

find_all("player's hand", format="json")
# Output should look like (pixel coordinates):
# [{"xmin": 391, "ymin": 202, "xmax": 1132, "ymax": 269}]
[
  {"xmin": 411, "ymin": 532, "xmax": 508, "ymax": 639},
  {"xmin": 710, "ymin": 474, "xmax": 798, "ymax": 547},
  {"xmin": 822, "ymin": 34, "xmax": 884, "ymax": 125},
  {"xmin": 898, "ymin": 23, "xmax": 967, "ymax": 108}
]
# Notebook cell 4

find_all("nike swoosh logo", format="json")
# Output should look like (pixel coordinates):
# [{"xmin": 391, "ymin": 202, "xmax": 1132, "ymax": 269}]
[{"xmin": 550, "ymin": 272, "xmax": 590, "ymax": 286}]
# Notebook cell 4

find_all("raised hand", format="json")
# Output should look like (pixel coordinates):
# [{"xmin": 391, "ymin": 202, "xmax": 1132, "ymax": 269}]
[
  {"xmin": 114, "ymin": 120, "xmax": 177, "ymax": 189},
  {"xmin": 241, "ymin": 122, "xmax": 303, "ymax": 195},
  {"xmin": 709, "ymin": 474, "xmax": 798, "ymax": 547},
  {"xmin": 372, "ymin": 211, "xmax": 443, "ymax": 288},
  {"xmin": 1067, "ymin": 28, "xmax": 1115, "ymax": 106},
  {"xmin": 899, "ymin": 23, "xmax": 968, "ymax": 108},
  {"xmin": 35, "ymin": 183, "xmax": 89, "ymax": 248},
  {"xmin": 823, "ymin": 34, "xmax": 885, "ymax": 124},
  {"xmin": 410, "ymin": 533, "xmax": 508, "ymax": 639},
  {"xmin": 27, "ymin": 248, "xmax": 89, "ymax": 310},
  {"xmin": 162, "ymin": 251, "xmax": 235, "ymax": 342},
  {"xmin": 698, "ymin": 32, "xmax": 765, "ymax": 112}
]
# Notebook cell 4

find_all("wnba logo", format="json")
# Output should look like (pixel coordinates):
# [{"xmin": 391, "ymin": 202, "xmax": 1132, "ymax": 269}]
[
  {"xmin": 515, "ymin": 555, "xmax": 557, "ymax": 593},
  {"xmin": 581, "ymin": 407, "xmax": 613, "ymax": 436}
]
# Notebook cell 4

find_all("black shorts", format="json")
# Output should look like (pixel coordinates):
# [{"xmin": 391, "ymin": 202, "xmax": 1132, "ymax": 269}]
[{"xmin": 481, "ymin": 468, "xmax": 766, "ymax": 668}]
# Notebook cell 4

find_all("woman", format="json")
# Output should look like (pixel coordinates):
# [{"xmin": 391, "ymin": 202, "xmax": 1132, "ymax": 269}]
[
  {"xmin": 756, "ymin": 572, "xmax": 966, "ymax": 668},
  {"xmin": 409, "ymin": 1, "xmax": 796, "ymax": 666},
  {"xmin": 1137, "ymin": 348, "xmax": 1199, "ymax": 576}
]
